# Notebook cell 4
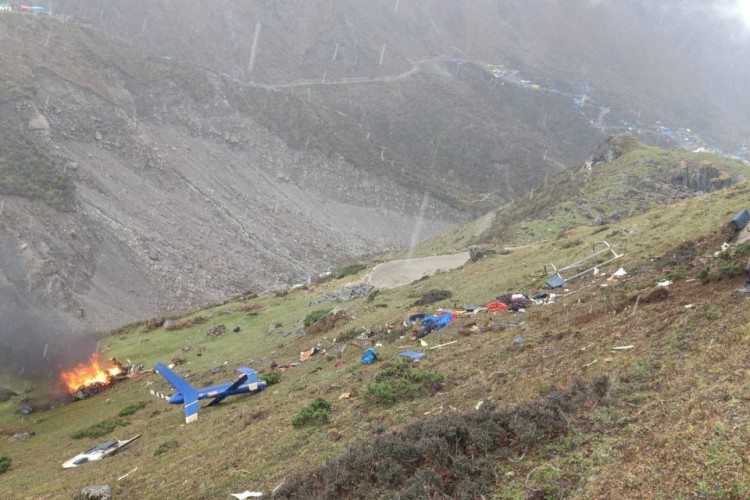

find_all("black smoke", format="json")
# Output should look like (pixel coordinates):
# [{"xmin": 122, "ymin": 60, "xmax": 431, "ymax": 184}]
[{"xmin": 0, "ymin": 238, "xmax": 97, "ymax": 383}]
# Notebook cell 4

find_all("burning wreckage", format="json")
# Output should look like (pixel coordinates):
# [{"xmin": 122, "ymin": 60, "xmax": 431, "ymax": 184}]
[{"xmin": 60, "ymin": 354, "xmax": 149, "ymax": 400}]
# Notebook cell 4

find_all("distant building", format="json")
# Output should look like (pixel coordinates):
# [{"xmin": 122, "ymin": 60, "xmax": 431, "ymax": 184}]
[{"xmin": 0, "ymin": 3, "xmax": 13, "ymax": 12}]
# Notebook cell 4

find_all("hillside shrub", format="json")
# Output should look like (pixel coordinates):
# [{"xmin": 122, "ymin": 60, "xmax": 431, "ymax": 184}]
[
  {"xmin": 366, "ymin": 363, "xmax": 444, "ymax": 405},
  {"xmin": 118, "ymin": 401, "xmax": 148, "ymax": 417},
  {"xmin": 697, "ymin": 268, "xmax": 710, "ymax": 284},
  {"xmin": 718, "ymin": 261, "xmax": 743, "ymax": 279},
  {"xmin": 320, "ymin": 263, "xmax": 368, "ymax": 283},
  {"xmin": 154, "ymin": 440, "xmax": 179, "ymax": 456},
  {"xmin": 111, "ymin": 320, "xmax": 147, "ymax": 335},
  {"xmin": 71, "ymin": 418, "xmax": 128, "ymax": 439},
  {"xmin": 259, "ymin": 372, "xmax": 281, "ymax": 386},
  {"xmin": 292, "ymin": 398, "xmax": 331, "ymax": 428},
  {"xmin": 0, "ymin": 455, "xmax": 10, "ymax": 474},
  {"xmin": 735, "ymin": 242, "xmax": 750, "ymax": 257},
  {"xmin": 163, "ymin": 315, "xmax": 209, "ymax": 331},
  {"xmin": 304, "ymin": 309, "xmax": 330, "ymax": 327},
  {"xmin": 412, "ymin": 290, "xmax": 453, "ymax": 307},
  {"xmin": 275, "ymin": 379, "xmax": 605, "ymax": 499}
]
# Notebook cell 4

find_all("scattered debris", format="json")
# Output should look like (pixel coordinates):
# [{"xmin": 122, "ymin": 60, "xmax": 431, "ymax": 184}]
[
  {"xmin": 230, "ymin": 491, "xmax": 263, "ymax": 499},
  {"xmin": 611, "ymin": 345, "xmax": 635, "ymax": 350},
  {"xmin": 583, "ymin": 359, "xmax": 598, "ymax": 368},
  {"xmin": 361, "ymin": 348, "xmax": 378, "ymax": 364},
  {"xmin": 276, "ymin": 362, "xmax": 300, "ymax": 372},
  {"xmin": 545, "ymin": 240, "xmax": 622, "ymax": 288},
  {"xmin": 656, "ymin": 280, "xmax": 673, "ymax": 287},
  {"xmin": 117, "ymin": 467, "xmax": 138, "ymax": 481},
  {"xmin": 399, "ymin": 351, "xmax": 426, "ymax": 361},
  {"xmin": 339, "ymin": 392, "xmax": 351, "ymax": 400},
  {"xmin": 429, "ymin": 341, "xmax": 458, "ymax": 350},
  {"xmin": 300, "ymin": 347, "xmax": 323, "ymax": 362},
  {"xmin": 404, "ymin": 313, "xmax": 426, "ymax": 327},
  {"xmin": 233, "ymin": 326, "xmax": 241, "ymax": 333},
  {"xmin": 475, "ymin": 401, "xmax": 484, "ymax": 411},
  {"xmin": 63, "ymin": 435, "xmax": 140, "ymax": 468},
  {"xmin": 409, "ymin": 311, "xmax": 457, "ymax": 339},
  {"xmin": 612, "ymin": 267, "xmax": 627, "ymax": 277},
  {"xmin": 603, "ymin": 357, "xmax": 614, "ymax": 362},
  {"xmin": 513, "ymin": 337, "xmax": 524, "ymax": 343},
  {"xmin": 731, "ymin": 208, "xmax": 749, "ymax": 231}
]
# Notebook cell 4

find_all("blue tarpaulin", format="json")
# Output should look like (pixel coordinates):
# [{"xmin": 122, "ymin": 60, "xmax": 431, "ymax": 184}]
[
  {"xmin": 399, "ymin": 351, "xmax": 425, "ymax": 361},
  {"xmin": 731, "ymin": 208, "xmax": 749, "ymax": 231},
  {"xmin": 421, "ymin": 312, "xmax": 454, "ymax": 332},
  {"xmin": 361, "ymin": 348, "xmax": 377, "ymax": 364}
]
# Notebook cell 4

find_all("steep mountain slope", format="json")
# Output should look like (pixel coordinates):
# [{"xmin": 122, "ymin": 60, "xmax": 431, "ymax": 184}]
[
  {"xmin": 2, "ymin": 143, "xmax": 750, "ymax": 498},
  {"xmin": 50, "ymin": 0, "xmax": 750, "ymax": 151},
  {"xmin": 0, "ymin": 14, "xmax": 464, "ymax": 331}
]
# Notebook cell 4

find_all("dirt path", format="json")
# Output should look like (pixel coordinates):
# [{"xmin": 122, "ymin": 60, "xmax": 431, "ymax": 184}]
[
  {"xmin": 367, "ymin": 252, "xmax": 470, "ymax": 289},
  {"xmin": 267, "ymin": 56, "xmax": 452, "ymax": 89}
]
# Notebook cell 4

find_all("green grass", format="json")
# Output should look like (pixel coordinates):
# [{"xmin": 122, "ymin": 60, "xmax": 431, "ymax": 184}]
[
  {"xmin": 319, "ymin": 263, "xmax": 368, "ymax": 283},
  {"xmin": 70, "ymin": 418, "xmax": 129, "ymax": 439},
  {"xmin": 3, "ymin": 165, "xmax": 750, "ymax": 497},
  {"xmin": 117, "ymin": 401, "xmax": 149, "ymax": 417},
  {"xmin": 292, "ymin": 398, "xmax": 331, "ymax": 428},
  {"xmin": 303, "ymin": 309, "xmax": 330, "ymax": 327},
  {"xmin": 154, "ymin": 440, "xmax": 179, "ymax": 456}
]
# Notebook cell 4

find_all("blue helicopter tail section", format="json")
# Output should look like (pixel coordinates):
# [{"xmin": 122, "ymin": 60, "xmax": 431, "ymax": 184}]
[
  {"xmin": 154, "ymin": 363, "xmax": 200, "ymax": 423},
  {"xmin": 235, "ymin": 367, "xmax": 258, "ymax": 383}
]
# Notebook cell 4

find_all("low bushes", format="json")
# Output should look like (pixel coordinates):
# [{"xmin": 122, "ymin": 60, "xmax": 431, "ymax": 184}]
[
  {"xmin": 292, "ymin": 398, "xmax": 331, "ymax": 428},
  {"xmin": 366, "ymin": 363, "xmax": 444, "ymax": 405},
  {"xmin": 71, "ymin": 418, "xmax": 128, "ymax": 439}
]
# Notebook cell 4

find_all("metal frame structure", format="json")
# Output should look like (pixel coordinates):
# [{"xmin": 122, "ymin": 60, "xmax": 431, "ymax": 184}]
[{"xmin": 544, "ymin": 240, "xmax": 622, "ymax": 288}]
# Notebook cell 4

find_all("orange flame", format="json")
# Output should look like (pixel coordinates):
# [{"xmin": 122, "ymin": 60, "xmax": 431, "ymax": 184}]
[{"xmin": 60, "ymin": 354, "xmax": 123, "ymax": 393}]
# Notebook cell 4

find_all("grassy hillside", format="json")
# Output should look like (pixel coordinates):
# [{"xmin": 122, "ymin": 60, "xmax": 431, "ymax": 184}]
[
  {"xmin": 480, "ymin": 135, "xmax": 749, "ymax": 245},
  {"xmin": 2, "ymin": 148, "xmax": 750, "ymax": 497}
]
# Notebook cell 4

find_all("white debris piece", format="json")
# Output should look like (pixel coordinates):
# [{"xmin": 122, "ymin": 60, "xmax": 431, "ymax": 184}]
[{"xmin": 230, "ymin": 492, "xmax": 263, "ymax": 499}]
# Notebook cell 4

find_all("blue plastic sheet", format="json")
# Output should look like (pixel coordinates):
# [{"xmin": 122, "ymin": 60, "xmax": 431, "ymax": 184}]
[
  {"xmin": 361, "ymin": 348, "xmax": 377, "ymax": 364},
  {"xmin": 399, "ymin": 351, "xmax": 425, "ymax": 361}
]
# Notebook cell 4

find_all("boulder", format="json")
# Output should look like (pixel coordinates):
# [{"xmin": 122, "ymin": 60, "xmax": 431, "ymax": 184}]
[
  {"xmin": 79, "ymin": 485, "xmax": 112, "ymax": 500},
  {"xmin": 27, "ymin": 113, "xmax": 50, "ymax": 131},
  {"xmin": 206, "ymin": 324, "xmax": 226, "ymax": 337},
  {"xmin": 0, "ymin": 387, "xmax": 17, "ymax": 402}
]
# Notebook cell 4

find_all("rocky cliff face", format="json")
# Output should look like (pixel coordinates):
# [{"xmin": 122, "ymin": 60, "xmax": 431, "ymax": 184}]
[{"xmin": 0, "ymin": 15, "xmax": 463, "ymax": 330}]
